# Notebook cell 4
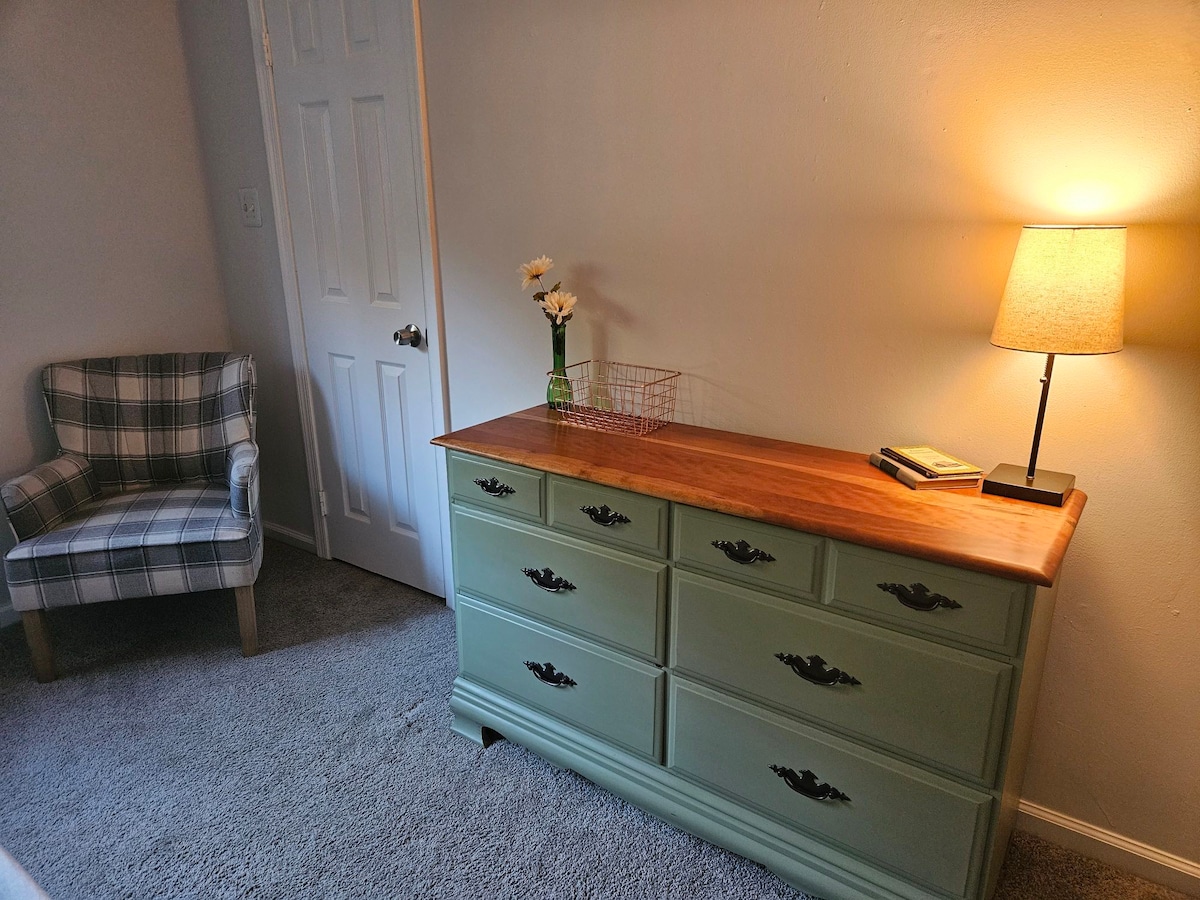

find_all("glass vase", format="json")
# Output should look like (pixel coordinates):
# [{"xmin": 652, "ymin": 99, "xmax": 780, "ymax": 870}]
[{"xmin": 547, "ymin": 320, "xmax": 573, "ymax": 408}]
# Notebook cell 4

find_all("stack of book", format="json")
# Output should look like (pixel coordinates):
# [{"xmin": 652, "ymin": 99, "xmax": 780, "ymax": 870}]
[{"xmin": 869, "ymin": 446, "xmax": 983, "ymax": 491}]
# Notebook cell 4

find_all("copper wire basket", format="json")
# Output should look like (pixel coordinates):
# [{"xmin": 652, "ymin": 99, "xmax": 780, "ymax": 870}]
[{"xmin": 548, "ymin": 360, "xmax": 680, "ymax": 436}]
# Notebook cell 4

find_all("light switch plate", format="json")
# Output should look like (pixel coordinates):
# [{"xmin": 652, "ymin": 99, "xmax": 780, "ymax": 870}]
[{"xmin": 238, "ymin": 188, "xmax": 263, "ymax": 227}]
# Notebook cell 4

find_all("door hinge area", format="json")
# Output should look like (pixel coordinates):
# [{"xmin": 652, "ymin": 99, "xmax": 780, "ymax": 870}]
[
  {"xmin": 318, "ymin": 490, "xmax": 328, "ymax": 517},
  {"xmin": 262, "ymin": 28, "xmax": 273, "ymax": 68}
]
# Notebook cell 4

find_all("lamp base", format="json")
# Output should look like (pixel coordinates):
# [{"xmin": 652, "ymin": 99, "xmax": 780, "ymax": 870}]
[{"xmin": 982, "ymin": 464, "xmax": 1075, "ymax": 506}]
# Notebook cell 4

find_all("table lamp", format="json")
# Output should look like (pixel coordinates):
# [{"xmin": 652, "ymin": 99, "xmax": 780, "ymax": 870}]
[{"xmin": 983, "ymin": 225, "xmax": 1126, "ymax": 506}]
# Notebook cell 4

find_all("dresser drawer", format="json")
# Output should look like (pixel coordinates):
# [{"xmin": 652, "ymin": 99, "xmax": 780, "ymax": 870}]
[
  {"xmin": 674, "ymin": 505, "xmax": 822, "ymax": 600},
  {"xmin": 449, "ymin": 451, "xmax": 544, "ymax": 521},
  {"xmin": 668, "ymin": 679, "xmax": 991, "ymax": 898},
  {"xmin": 458, "ymin": 597, "xmax": 664, "ymax": 760},
  {"xmin": 452, "ymin": 506, "xmax": 667, "ymax": 661},
  {"xmin": 671, "ymin": 571, "xmax": 1012, "ymax": 783},
  {"xmin": 828, "ymin": 542, "xmax": 1029, "ymax": 655},
  {"xmin": 548, "ymin": 474, "xmax": 670, "ymax": 558}
]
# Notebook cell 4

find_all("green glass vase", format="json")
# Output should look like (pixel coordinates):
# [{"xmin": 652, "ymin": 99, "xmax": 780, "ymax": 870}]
[{"xmin": 547, "ymin": 320, "xmax": 573, "ymax": 408}]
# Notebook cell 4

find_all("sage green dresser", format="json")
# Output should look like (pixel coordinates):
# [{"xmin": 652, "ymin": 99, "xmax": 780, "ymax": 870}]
[{"xmin": 433, "ymin": 408, "xmax": 1085, "ymax": 900}]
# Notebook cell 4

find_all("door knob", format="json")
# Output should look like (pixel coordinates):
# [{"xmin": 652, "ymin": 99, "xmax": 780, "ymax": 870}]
[{"xmin": 394, "ymin": 324, "xmax": 422, "ymax": 348}]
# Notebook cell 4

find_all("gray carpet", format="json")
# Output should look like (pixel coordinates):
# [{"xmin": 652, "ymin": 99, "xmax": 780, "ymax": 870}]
[{"xmin": 0, "ymin": 541, "xmax": 1189, "ymax": 900}]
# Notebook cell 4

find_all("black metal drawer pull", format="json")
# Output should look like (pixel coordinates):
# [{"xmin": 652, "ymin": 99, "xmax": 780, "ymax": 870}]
[
  {"xmin": 521, "ymin": 567, "xmax": 576, "ymax": 593},
  {"xmin": 474, "ymin": 476, "xmax": 515, "ymax": 497},
  {"xmin": 877, "ymin": 581, "xmax": 962, "ymax": 612},
  {"xmin": 776, "ymin": 652, "xmax": 861, "ymax": 687},
  {"xmin": 524, "ymin": 661, "xmax": 576, "ymax": 687},
  {"xmin": 579, "ymin": 504, "xmax": 631, "ymax": 527},
  {"xmin": 712, "ymin": 539, "xmax": 775, "ymax": 565},
  {"xmin": 770, "ymin": 765, "xmax": 850, "ymax": 802}
]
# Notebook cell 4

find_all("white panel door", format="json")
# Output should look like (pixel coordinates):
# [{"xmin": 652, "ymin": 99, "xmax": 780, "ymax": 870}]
[{"xmin": 264, "ymin": 0, "xmax": 444, "ymax": 596}]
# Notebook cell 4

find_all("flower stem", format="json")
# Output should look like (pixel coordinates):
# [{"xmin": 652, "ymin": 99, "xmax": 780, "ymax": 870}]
[{"xmin": 547, "ymin": 320, "xmax": 572, "ymax": 408}]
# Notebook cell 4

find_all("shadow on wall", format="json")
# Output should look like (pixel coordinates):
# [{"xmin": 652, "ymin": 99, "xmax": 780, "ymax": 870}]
[
  {"xmin": 20, "ymin": 368, "xmax": 57, "ymax": 467},
  {"xmin": 1, "ymin": 366, "xmax": 57, "ymax": 617}
]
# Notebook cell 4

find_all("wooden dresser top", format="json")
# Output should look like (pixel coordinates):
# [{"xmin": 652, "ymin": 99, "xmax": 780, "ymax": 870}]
[{"xmin": 433, "ymin": 407, "xmax": 1086, "ymax": 586}]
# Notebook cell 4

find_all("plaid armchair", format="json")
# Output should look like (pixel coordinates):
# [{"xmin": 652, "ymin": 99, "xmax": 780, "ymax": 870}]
[{"xmin": 2, "ymin": 353, "xmax": 262, "ymax": 681}]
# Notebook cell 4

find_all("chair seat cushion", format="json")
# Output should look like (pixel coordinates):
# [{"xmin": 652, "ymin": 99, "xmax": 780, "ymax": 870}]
[{"xmin": 4, "ymin": 484, "xmax": 261, "ymax": 611}]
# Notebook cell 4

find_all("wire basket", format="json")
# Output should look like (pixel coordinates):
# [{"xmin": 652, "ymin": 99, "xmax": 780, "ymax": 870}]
[{"xmin": 548, "ymin": 360, "xmax": 680, "ymax": 436}]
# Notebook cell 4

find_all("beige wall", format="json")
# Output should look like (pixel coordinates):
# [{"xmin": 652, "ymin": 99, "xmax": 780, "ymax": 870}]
[
  {"xmin": 421, "ymin": 0, "xmax": 1200, "ymax": 865},
  {"xmin": 0, "ymin": 2, "xmax": 232, "ymax": 615},
  {"xmin": 178, "ymin": 1, "xmax": 315, "ymax": 542}
]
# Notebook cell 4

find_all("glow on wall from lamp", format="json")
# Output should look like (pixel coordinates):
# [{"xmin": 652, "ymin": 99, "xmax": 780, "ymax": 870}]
[
  {"xmin": 936, "ymin": 5, "xmax": 1199, "ymax": 221},
  {"xmin": 1056, "ymin": 182, "xmax": 1121, "ymax": 218},
  {"xmin": 976, "ymin": 106, "xmax": 1195, "ymax": 220}
]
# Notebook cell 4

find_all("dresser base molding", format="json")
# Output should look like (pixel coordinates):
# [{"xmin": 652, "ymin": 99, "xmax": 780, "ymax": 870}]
[
  {"xmin": 451, "ymin": 677, "xmax": 967, "ymax": 900},
  {"xmin": 450, "ymin": 712, "xmax": 501, "ymax": 749}
]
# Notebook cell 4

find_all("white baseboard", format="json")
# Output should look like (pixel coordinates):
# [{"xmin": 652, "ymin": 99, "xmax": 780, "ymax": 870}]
[
  {"xmin": 1017, "ymin": 800, "xmax": 1200, "ymax": 897},
  {"xmin": 263, "ymin": 521, "xmax": 318, "ymax": 554}
]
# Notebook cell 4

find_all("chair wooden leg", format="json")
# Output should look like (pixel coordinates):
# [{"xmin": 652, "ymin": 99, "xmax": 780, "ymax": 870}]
[
  {"xmin": 21, "ymin": 610, "xmax": 56, "ymax": 683},
  {"xmin": 234, "ymin": 584, "xmax": 258, "ymax": 657}
]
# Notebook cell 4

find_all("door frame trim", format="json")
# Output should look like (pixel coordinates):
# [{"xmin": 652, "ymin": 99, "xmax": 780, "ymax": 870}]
[
  {"xmin": 247, "ymin": 0, "xmax": 330, "ymax": 559},
  {"xmin": 410, "ymin": 0, "xmax": 457, "ymax": 603},
  {"xmin": 247, "ymin": 0, "xmax": 454, "ymax": 600}
]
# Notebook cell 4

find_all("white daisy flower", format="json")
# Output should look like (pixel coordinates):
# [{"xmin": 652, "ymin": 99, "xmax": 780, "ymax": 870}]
[
  {"xmin": 540, "ymin": 290, "xmax": 578, "ymax": 324},
  {"xmin": 519, "ymin": 255, "xmax": 554, "ymax": 290}
]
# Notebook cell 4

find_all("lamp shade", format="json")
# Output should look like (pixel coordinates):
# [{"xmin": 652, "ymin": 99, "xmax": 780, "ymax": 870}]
[{"xmin": 990, "ymin": 225, "xmax": 1126, "ymax": 355}]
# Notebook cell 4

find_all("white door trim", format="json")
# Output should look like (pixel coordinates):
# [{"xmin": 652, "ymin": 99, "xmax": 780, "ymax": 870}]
[
  {"xmin": 247, "ymin": 0, "xmax": 330, "ymax": 559},
  {"xmin": 410, "ymin": 0, "xmax": 456, "ymax": 605},
  {"xmin": 246, "ymin": 0, "xmax": 454, "ymax": 598}
]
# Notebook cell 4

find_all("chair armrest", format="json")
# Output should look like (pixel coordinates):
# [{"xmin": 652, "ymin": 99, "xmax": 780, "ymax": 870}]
[
  {"xmin": 226, "ymin": 441, "xmax": 260, "ymax": 519},
  {"xmin": 0, "ymin": 847, "xmax": 52, "ymax": 900},
  {"xmin": 1, "ymin": 453, "xmax": 100, "ymax": 542}
]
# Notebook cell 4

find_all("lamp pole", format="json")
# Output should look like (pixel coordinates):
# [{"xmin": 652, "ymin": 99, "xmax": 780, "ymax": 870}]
[{"xmin": 1026, "ymin": 353, "xmax": 1055, "ymax": 482}]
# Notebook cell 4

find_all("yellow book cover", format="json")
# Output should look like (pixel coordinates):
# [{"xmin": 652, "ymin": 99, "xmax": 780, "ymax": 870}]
[{"xmin": 881, "ymin": 446, "xmax": 983, "ymax": 478}]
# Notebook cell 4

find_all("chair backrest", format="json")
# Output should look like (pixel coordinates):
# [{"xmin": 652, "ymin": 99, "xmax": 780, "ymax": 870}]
[{"xmin": 42, "ymin": 353, "xmax": 255, "ymax": 490}]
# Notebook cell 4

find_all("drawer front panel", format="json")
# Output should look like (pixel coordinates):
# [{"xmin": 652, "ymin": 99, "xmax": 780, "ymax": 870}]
[
  {"xmin": 449, "ymin": 452, "xmax": 544, "ymax": 521},
  {"xmin": 548, "ymin": 475, "xmax": 670, "ymax": 558},
  {"xmin": 671, "ymin": 571, "xmax": 1012, "ymax": 783},
  {"xmin": 668, "ymin": 679, "xmax": 991, "ymax": 898},
  {"xmin": 828, "ymin": 542, "xmax": 1028, "ymax": 655},
  {"xmin": 674, "ymin": 505, "xmax": 821, "ymax": 600},
  {"xmin": 453, "ymin": 506, "xmax": 667, "ymax": 661},
  {"xmin": 458, "ymin": 597, "xmax": 664, "ymax": 759}
]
